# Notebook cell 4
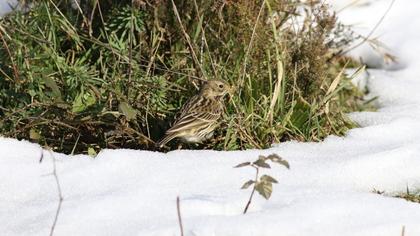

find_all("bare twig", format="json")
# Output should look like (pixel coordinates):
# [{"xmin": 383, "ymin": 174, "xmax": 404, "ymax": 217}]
[
  {"xmin": 69, "ymin": 0, "xmax": 90, "ymax": 35},
  {"xmin": 49, "ymin": 151, "xmax": 63, "ymax": 236},
  {"xmin": 339, "ymin": 0, "xmax": 396, "ymax": 55},
  {"xmin": 39, "ymin": 149, "xmax": 44, "ymax": 163},
  {"xmin": 176, "ymin": 196, "xmax": 184, "ymax": 236},
  {"xmin": 243, "ymin": 166, "xmax": 259, "ymax": 214},
  {"xmin": 0, "ymin": 27, "xmax": 20, "ymax": 81}
]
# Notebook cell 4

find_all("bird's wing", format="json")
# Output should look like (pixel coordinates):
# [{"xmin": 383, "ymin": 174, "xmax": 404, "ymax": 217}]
[{"xmin": 166, "ymin": 96, "xmax": 222, "ymax": 134}]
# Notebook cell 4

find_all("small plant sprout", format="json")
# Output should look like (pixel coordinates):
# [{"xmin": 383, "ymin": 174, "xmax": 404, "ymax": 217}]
[{"xmin": 235, "ymin": 153, "xmax": 290, "ymax": 214}]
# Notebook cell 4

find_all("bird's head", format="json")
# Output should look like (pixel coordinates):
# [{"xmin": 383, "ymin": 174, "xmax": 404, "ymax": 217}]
[{"xmin": 200, "ymin": 80, "xmax": 231, "ymax": 99}]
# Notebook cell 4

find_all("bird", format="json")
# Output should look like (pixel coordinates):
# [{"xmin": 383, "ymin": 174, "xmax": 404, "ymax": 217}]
[{"xmin": 157, "ymin": 79, "xmax": 230, "ymax": 148}]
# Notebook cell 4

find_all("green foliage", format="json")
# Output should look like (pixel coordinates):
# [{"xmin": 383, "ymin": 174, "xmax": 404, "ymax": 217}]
[
  {"xmin": 235, "ymin": 153, "xmax": 289, "ymax": 213},
  {"xmin": 0, "ymin": 0, "xmax": 368, "ymax": 153}
]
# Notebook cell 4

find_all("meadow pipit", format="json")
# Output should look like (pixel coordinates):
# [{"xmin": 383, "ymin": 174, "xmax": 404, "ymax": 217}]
[{"xmin": 157, "ymin": 80, "xmax": 230, "ymax": 147}]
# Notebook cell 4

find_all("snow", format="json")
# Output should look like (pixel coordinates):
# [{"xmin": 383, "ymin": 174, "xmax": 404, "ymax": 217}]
[
  {"xmin": 0, "ymin": 0, "xmax": 15, "ymax": 16},
  {"xmin": 2, "ymin": 0, "xmax": 420, "ymax": 235}
]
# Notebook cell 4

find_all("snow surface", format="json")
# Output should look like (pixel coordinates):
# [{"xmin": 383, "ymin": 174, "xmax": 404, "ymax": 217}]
[
  {"xmin": 0, "ymin": 0, "xmax": 15, "ymax": 17},
  {"xmin": 2, "ymin": 0, "xmax": 420, "ymax": 235}
]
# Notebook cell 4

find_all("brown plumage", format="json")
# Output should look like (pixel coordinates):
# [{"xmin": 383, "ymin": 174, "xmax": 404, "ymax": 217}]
[{"xmin": 157, "ymin": 80, "xmax": 230, "ymax": 147}]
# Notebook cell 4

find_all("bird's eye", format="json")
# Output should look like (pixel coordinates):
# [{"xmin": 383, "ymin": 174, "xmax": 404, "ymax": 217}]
[{"xmin": 218, "ymin": 84, "xmax": 224, "ymax": 89}]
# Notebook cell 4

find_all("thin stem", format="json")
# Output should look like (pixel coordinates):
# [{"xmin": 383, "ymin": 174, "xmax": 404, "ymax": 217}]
[
  {"xmin": 70, "ymin": 133, "xmax": 81, "ymax": 156},
  {"xmin": 176, "ymin": 196, "xmax": 184, "ymax": 236},
  {"xmin": 49, "ymin": 151, "xmax": 63, "ymax": 236},
  {"xmin": 243, "ymin": 166, "xmax": 259, "ymax": 214},
  {"xmin": 192, "ymin": 0, "xmax": 218, "ymax": 77},
  {"xmin": 339, "ymin": 0, "xmax": 395, "ymax": 56},
  {"xmin": 128, "ymin": 2, "xmax": 134, "ymax": 86}
]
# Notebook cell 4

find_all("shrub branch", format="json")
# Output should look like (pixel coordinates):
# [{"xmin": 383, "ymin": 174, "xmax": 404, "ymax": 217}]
[{"xmin": 49, "ymin": 150, "xmax": 63, "ymax": 236}]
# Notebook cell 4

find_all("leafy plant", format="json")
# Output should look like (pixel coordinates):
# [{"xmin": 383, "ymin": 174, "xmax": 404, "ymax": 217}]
[{"xmin": 235, "ymin": 153, "xmax": 290, "ymax": 214}]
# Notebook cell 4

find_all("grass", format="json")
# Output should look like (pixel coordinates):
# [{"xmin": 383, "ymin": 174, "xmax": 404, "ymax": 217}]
[
  {"xmin": 374, "ymin": 188, "xmax": 420, "ymax": 204},
  {"xmin": 0, "ymin": 0, "xmax": 371, "ymax": 154},
  {"xmin": 395, "ymin": 188, "xmax": 420, "ymax": 204}
]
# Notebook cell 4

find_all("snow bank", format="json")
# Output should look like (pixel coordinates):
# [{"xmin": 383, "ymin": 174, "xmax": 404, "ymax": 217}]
[{"xmin": 2, "ymin": 0, "xmax": 420, "ymax": 235}]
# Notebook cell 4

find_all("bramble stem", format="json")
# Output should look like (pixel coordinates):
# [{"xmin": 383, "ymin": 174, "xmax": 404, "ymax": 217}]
[{"xmin": 243, "ymin": 165, "xmax": 259, "ymax": 214}]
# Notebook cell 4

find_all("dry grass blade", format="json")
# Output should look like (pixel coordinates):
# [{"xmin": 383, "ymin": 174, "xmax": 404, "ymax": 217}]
[
  {"xmin": 170, "ymin": 0, "xmax": 206, "ymax": 81},
  {"xmin": 268, "ymin": 61, "xmax": 284, "ymax": 123},
  {"xmin": 266, "ymin": 0, "xmax": 284, "ymax": 124},
  {"xmin": 326, "ymin": 61, "xmax": 349, "ymax": 96},
  {"xmin": 239, "ymin": 0, "xmax": 266, "ymax": 89}
]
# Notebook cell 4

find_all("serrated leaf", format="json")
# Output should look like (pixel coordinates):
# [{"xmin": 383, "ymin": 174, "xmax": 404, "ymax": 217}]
[
  {"xmin": 255, "ymin": 181, "xmax": 273, "ymax": 200},
  {"xmin": 234, "ymin": 162, "xmax": 251, "ymax": 168},
  {"xmin": 253, "ymin": 159, "xmax": 271, "ymax": 168},
  {"xmin": 241, "ymin": 180, "xmax": 255, "ymax": 189},
  {"xmin": 260, "ymin": 174, "xmax": 278, "ymax": 184},
  {"xmin": 118, "ymin": 102, "xmax": 137, "ymax": 121},
  {"xmin": 88, "ymin": 147, "xmax": 97, "ymax": 157}
]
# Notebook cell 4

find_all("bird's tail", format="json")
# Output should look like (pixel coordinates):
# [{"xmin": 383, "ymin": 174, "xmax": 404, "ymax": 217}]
[{"xmin": 156, "ymin": 133, "xmax": 178, "ymax": 148}]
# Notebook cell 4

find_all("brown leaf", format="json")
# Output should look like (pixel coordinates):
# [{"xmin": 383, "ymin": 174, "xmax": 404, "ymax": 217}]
[
  {"xmin": 267, "ymin": 153, "xmax": 280, "ymax": 160},
  {"xmin": 255, "ymin": 181, "xmax": 273, "ymax": 200},
  {"xmin": 241, "ymin": 180, "xmax": 255, "ymax": 189},
  {"xmin": 260, "ymin": 174, "xmax": 278, "ymax": 184},
  {"xmin": 267, "ymin": 154, "xmax": 290, "ymax": 169},
  {"xmin": 234, "ymin": 162, "xmax": 251, "ymax": 168},
  {"xmin": 253, "ymin": 159, "xmax": 271, "ymax": 168},
  {"xmin": 272, "ymin": 158, "xmax": 290, "ymax": 169}
]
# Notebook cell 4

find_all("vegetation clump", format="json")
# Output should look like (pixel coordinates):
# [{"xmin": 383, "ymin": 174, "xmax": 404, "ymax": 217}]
[
  {"xmin": 374, "ymin": 188, "xmax": 420, "ymax": 204},
  {"xmin": 0, "ymin": 0, "xmax": 367, "ymax": 153}
]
